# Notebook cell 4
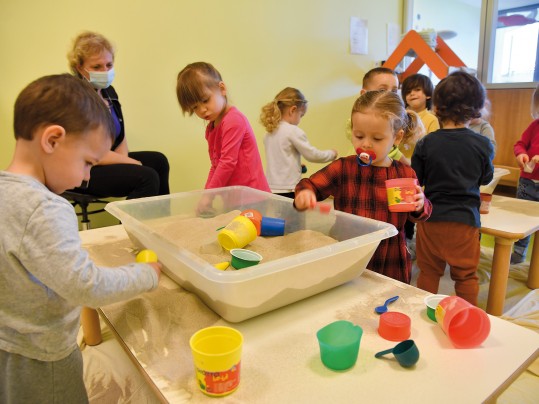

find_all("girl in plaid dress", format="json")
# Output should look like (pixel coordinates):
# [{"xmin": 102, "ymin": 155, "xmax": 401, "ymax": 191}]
[{"xmin": 294, "ymin": 91, "xmax": 432, "ymax": 283}]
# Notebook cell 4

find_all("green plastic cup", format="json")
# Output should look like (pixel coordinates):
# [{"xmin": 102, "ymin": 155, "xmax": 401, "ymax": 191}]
[
  {"xmin": 316, "ymin": 320, "xmax": 363, "ymax": 371},
  {"xmin": 230, "ymin": 249, "xmax": 262, "ymax": 270}
]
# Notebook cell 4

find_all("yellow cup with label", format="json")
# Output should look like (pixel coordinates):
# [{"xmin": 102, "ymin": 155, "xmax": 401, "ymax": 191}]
[
  {"xmin": 217, "ymin": 215, "xmax": 257, "ymax": 250},
  {"xmin": 190, "ymin": 326, "xmax": 243, "ymax": 397}
]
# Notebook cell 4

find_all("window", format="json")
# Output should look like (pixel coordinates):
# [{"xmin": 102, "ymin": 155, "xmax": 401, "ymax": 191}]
[
  {"xmin": 406, "ymin": 0, "xmax": 538, "ymax": 87},
  {"xmin": 491, "ymin": 3, "xmax": 539, "ymax": 83}
]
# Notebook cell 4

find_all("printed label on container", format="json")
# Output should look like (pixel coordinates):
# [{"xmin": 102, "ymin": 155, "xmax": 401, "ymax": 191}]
[
  {"xmin": 387, "ymin": 187, "xmax": 415, "ymax": 205},
  {"xmin": 196, "ymin": 362, "xmax": 241, "ymax": 396},
  {"xmin": 435, "ymin": 304, "xmax": 446, "ymax": 325}
]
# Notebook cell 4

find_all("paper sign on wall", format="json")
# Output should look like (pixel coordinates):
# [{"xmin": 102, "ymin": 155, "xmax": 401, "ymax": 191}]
[
  {"xmin": 387, "ymin": 23, "xmax": 400, "ymax": 56},
  {"xmin": 350, "ymin": 16, "xmax": 368, "ymax": 55}
]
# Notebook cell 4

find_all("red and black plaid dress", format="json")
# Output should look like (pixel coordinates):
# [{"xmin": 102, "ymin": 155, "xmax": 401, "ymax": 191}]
[{"xmin": 295, "ymin": 156, "xmax": 432, "ymax": 283}]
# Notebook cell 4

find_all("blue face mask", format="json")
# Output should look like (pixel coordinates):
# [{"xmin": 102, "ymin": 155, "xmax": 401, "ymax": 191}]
[{"xmin": 86, "ymin": 68, "xmax": 115, "ymax": 89}]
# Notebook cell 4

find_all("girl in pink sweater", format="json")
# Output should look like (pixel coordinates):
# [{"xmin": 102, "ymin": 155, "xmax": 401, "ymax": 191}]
[{"xmin": 176, "ymin": 62, "xmax": 270, "ymax": 212}]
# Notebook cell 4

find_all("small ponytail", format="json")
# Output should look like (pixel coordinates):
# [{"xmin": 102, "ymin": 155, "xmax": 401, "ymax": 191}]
[
  {"xmin": 260, "ymin": 100, "xmax": 282, "ymax": 133},
  {"xmin": 260, "ymin": 87, "xmax": 307, "ymax": 133}
]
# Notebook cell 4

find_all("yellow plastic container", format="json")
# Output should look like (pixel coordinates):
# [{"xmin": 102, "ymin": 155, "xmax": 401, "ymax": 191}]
[
  {"xmin": 190, "ymin": 326, "xmax": 243, "ymax": 397},
  {"xmin": 217, "ymin": 215, "xmax": 257, "ymax": 250}
]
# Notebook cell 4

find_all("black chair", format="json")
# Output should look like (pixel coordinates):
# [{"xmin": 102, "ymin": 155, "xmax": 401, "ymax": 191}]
[{"xmin": 61, "ymin": 191, "xmax": 109, "ymax": 231}]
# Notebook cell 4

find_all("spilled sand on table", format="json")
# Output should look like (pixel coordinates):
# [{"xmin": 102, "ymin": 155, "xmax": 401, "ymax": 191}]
[{"xmin": 89, "ymin": 210, "xmax": 338, "ymax": 394}]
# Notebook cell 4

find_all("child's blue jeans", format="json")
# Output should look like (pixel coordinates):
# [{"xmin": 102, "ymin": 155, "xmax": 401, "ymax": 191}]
[{"xmin": 514, "ymin": 177, "xmax": 539, "ymax": 258}]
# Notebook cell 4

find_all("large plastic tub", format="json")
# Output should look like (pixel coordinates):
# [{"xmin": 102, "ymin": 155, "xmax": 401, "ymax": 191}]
[
  {"xmin": 106, "ymin": 186, "xmax": 397, "ymax": 322},
  {"xmin": 480, "ymin": 167, "xmax": 510, "ymax": 194}
]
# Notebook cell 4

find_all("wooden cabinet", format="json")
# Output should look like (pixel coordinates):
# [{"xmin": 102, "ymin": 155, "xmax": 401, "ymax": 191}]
[{"xmin": 488, "ymin": 88, "xmax": 535, "ymax": 187}]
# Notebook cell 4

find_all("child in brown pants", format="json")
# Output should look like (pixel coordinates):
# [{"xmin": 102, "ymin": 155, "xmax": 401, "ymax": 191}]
[{"xmin": 411, "ymin": 71, "xmax": 494, "ymax": 305}]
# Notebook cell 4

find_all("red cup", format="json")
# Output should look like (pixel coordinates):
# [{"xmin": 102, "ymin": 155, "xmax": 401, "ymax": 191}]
[
  {"xmin": 385, "ymin": 178, "xmax": 418, "ymax": 213},
  {"xmin": 435, "ymin": 296, "xmax": 491, "ymax": 348},
  {"xmin": 479, "ymin": 193, "xmax": 492, "ymax": 214},
  {"xmin": 378, "ymin": 312, "xmax": 411, "ymax": 341}
]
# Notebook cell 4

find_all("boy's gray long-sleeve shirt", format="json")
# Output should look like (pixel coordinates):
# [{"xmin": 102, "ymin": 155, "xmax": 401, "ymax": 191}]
[{"xmin": 0, "ymin": 171, "xmax": 158, "ymax": 361}]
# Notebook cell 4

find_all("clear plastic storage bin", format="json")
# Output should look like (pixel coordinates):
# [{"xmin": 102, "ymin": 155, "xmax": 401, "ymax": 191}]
[{"xmin": 106, "ymin": 186, "xmax": 397, "ymax": 322}]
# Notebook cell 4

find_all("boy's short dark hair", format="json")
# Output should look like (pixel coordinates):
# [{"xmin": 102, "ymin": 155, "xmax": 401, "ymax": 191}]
[
  {"xmin": 13, "ymin": 74, "xmax": 115, "ymax": 141},
  {"xmin": 401, "ymin": 73, "xmax": 435, "ymax": 109},
  {"xmin": 432, "ymin": 71, "xmax": 485, "ymax": 125},
  {"xmin": 362, "ymin": 67, "xmax": 397, "ymax": 88}
]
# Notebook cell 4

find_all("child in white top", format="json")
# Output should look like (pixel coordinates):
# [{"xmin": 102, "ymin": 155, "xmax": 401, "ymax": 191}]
[{"xmin": 261, "ymin": 87, "xmax": 337, "ymax": 198}]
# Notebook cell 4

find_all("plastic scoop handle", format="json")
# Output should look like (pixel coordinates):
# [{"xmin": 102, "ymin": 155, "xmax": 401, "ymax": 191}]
[
  {"xmin": 374, "ymin": 348, "xmax": 394, "ymax": 358},
  {"xmin": 375, "ymin": 295, "xmax": 399, "ymax": 314}
]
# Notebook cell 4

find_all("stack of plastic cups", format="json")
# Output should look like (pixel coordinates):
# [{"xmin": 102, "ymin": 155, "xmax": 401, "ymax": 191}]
[{"xmin": 240, "ymin": 209, "xmax": 285, "ymax": 237}]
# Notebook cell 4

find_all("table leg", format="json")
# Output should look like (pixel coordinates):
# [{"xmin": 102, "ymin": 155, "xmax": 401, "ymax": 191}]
[
  {"xmin": 486, "ymin": 237, "xmax": 514, "ymax": 316},
  {"xmin": 527, "ymin": 231, "xmax": 539, "ymax": 289},
  {"xmin": 81, "ymin": 307, "xmax": 102, "ymax": 345}
]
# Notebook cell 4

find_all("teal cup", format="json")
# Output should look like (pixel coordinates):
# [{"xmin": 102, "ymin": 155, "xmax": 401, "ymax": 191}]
[
  {"xmin": 316, "ymin": 320, "xmax": 363, "ymax": 371},
  {"xmin": 375, "ymin": 339, "xmax": 419, "ymax": 368}
]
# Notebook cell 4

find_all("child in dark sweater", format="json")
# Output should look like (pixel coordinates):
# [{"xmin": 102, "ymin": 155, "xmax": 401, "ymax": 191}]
[{"xmin": 412, "ymin": 71, "xmax": 494, "ymax": 306}]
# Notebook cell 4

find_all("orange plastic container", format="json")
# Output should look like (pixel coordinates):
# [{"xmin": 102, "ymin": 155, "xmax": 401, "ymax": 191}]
[
  {"xmin": 479, "ymin": 193, "xmax": 492, "ymax": 214},
  {"xmin": 385, "ymin": 178, "xmax": 418, "ymax": 213},
  {"xmin": 240, "ymin": 209, "xmax": 262, "ymax": 235}
]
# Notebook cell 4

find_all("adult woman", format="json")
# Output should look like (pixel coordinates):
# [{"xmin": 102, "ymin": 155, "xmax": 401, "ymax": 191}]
[{"xmin": 67, "ymin": 31, "xmax": 169, "ymax": 199}]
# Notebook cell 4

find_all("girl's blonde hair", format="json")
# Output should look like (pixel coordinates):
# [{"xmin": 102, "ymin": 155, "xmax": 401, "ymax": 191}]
[
  {"xmin": 532, "ymin": 83, "xmax": 539, "ymax": 120},
  {"xmin": 67, "ymin": 31, "xmax": 115, "ymax": 77},
  {"xmin": 260, "ymin": 87, "xmax": 307, "ymax": 133},
  {"xmin": 352, "ymin": 90, "xmax": 424, "ymax": 146},
  {"xmin": 176, "ymin": 62, "xmax": 224, "ymax": 115}
]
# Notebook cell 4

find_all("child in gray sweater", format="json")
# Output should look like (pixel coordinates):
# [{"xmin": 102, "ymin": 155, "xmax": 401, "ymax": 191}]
[{"xmin": 0, "ymin": 74, "xmax": 161, "ymax": 403}]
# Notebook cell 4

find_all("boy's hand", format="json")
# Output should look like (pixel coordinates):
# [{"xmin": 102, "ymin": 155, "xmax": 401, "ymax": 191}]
[
  {"xmin": 136, "ymin": 249, "xmax": 162, "ymax": 279},
  {"xmin": 414, "ymin": 184, "xmax": 425, "ymax": 213},
  {"xmin": 148, "ymin": 262, "xmax": 162, "ymax": 279},
  {"xmin": 294, "ymin": 189, "xmax": 317, "ymax": 211}
]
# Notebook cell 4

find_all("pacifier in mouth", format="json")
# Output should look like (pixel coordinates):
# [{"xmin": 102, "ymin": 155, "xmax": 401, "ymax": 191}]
[{"xmin": 356, "ymin": 148, "xmax": 377, "ymax": 166}]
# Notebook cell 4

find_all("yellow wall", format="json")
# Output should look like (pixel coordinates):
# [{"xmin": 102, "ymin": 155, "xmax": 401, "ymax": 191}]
[{"xmin": 0, "ymin": 0, "xmax": 402, "ymax": 196}]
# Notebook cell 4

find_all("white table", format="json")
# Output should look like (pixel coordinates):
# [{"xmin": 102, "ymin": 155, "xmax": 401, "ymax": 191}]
[
  {"xmin": 480, "ymin": 195, "xmax": 539, "ymax": 315},
  {"xmin": 80, "ymin": 225, "xmax": 539, "ymax": 404}
]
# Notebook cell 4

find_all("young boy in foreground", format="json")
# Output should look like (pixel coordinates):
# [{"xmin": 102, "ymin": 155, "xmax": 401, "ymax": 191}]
[{"xmin": 0, "ymin": 74, "xmax": 161, "ymax": 402}]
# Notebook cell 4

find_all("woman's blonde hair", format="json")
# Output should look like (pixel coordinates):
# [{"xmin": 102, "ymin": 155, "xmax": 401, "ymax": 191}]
[
  {"xmin": 67, "ymin": 31, "xmax": 115, "ymax": 77},
  {"xmin": 260, "ymin": 87, "xmax": 307, "ymax": 133},
  {"xmin": 176, "ymin": 62, "xmax": 224, "ymax": 115},
  {"xmin": 352, "ymin": 90, "xmax": 424, "ymax": 146}
]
